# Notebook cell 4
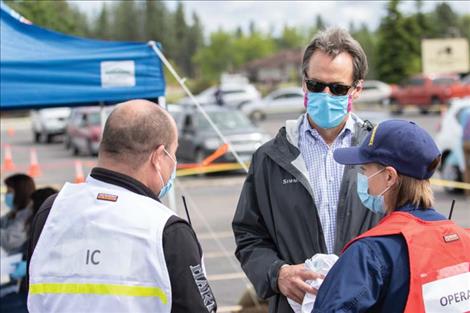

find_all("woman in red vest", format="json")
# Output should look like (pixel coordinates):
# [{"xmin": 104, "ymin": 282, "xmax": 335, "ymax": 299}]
[{"xmin": 312, "ymin": 119, "xmax": 470, "ymax": 313}]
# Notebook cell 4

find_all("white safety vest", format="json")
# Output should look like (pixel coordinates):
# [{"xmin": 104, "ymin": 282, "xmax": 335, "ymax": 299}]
[{"xmin": 28, "ymin": 176, "xmax": 174, "ymax": 313}]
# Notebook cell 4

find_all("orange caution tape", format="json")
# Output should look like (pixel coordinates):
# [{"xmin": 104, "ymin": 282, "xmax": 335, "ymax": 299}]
[{"xmin": 201, "ymin": 143, "xmax": 229, "ymax": 166}]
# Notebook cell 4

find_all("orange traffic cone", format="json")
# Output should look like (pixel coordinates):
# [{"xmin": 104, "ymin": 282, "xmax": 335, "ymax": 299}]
[
  {"xmin": 2, "ymin": 144, "xmax": 16, "ymax": 171},
  {"xmin": 74, "ymin": 160, "xmax": 85, "ymax": 183},
  {"xmin": 28, "ymin": 148, "xmax": 41, "ymax": 177}
]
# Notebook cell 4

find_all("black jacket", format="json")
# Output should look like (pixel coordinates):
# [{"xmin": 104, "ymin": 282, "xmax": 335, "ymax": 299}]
[
  {"xmin": 27, "ymin": 167, "xmax": 217, "ymax": 313},
  {"xmin": 232, "ymin": 115, "xmax": 382, "ymax": 313}
]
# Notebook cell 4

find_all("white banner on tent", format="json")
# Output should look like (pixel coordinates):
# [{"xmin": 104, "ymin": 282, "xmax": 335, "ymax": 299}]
[{"xmin": 100, "ymin": 61, "xmax": 136, "ymax": 88}]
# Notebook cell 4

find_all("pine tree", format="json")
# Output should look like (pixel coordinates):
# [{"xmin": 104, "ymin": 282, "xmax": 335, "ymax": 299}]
[
  {"xmin": 186, "ymin": 12, "xmax": 204, "ymax": 77},
  {"xmin": 144, "ymin": 0, "xmax": 171, "ymax": 47},
  {"xmin": 5, "ymin": 0, "xmax": 89, "ymax": 37},
  {"xmin": 94, "ymin": 3, "xmax": 111, "ymax": 40},
  {"xmin": 433, "ymin": 2, "xmax": 460, "ymax": 37},
  {"xmin": 376, "ymin": 0, "xmax": 416, "ymax": 83},
  {"xmin": 276, "ymin": 25, "xmax": 305, "ymax": 50},
  {"xmin": 315, "ymin": 15, "xmax": 326, "ymax": 31},
  {"xmin": 112, "ymin": 0, "xmax": 142, "ymax": 41},
  {"xmin": 352, "ymin": 23, "xmax": 378, "ymax": 79},
  {"xmin": 172, "ymin": 2, "xmax": 190, "ymax": 75}
]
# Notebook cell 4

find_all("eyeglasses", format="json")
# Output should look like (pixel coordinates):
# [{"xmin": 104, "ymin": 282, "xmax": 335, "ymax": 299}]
[{"xmin": 304, "ymin": 78, "xmax": 353, "ymax": 96}]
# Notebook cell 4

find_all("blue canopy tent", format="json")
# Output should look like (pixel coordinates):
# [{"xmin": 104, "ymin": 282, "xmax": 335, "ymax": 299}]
[{"xmin": 0, "ymin": 2, "xmax": 165, "ymax": 110}]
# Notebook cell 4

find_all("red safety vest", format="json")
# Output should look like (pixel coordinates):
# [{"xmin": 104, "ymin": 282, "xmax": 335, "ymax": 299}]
[{"xmin": 342, "ymin": 211, "xmax": 470, "ymax": 313}]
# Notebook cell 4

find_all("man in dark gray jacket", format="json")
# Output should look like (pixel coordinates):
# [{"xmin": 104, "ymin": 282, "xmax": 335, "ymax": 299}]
[{"xmin": 232, "ymin": 27, "xmax": 382, "ymax": 313}]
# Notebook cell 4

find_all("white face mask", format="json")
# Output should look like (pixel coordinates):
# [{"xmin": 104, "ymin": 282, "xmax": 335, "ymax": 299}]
[{"xmin": 157, "ymin": 148, "xmax": 177, "ymax": 199}]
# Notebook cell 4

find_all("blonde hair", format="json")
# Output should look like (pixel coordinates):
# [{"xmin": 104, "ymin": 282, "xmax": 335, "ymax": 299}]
[{"xmin": 394, "ymin": 175, "xmax": 434, "ymax": 209}]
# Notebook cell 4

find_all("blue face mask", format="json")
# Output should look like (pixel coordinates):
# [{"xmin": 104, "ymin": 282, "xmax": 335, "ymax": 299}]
[
  {"xmin": 357, "ymin": 169, "xmax": 391, "ymax": 215},
  {"xmin": 306, "ymin": 92, "xmax": 349, "ymax": 129},
  {"xmin": 5, "ymin": 192, "xmax": 14, "ymax": 209},
  {"xmin": 158, "ymin": 149, "xmax": 177, "ymax": 199}
]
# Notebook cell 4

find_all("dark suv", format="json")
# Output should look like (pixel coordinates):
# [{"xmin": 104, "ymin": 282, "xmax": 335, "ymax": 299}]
[{"xmin": 169, "ymin": 105, "xmax": 271, "ymax": 164}]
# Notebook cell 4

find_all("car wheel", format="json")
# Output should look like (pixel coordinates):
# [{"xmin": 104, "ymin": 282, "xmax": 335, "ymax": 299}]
[
  {"xmin": 64, "ymin": 135, "xmax": 71, "ymax": 150},
  {"xmin": 380, "ymin": 98, "xmax": 390, "ymax": 107},
  {"xmin": 250, "ymin": 110, "xmax": 266, "ymax": 122},
  {"xmin": 431, "ymin": 96, "xmax": 441, "ymax": 115},
  {"xmin": 46, "ymin": 134, "xmax": 54, "ymax": 143},
  {"xmin": 87, "ymin": 140, "xmax": 97, "ymax": 156},
  {"xmin": 389, "ymin": 99, "xmax": 402, "ymax": 115},
  {"xmin": 420, "ymin": 107, "xmax": 429, "ymax": 115},
  {"xmin": 441, "ymin": 157, "xmax": 463, "ymax": 194},
  {"xmin": 34, "ymin": 131, "xmax": 41, "ymax": 143},
  {"xmin": 72, "ymin": 143, "xmax": 80, "ymax": 156}
]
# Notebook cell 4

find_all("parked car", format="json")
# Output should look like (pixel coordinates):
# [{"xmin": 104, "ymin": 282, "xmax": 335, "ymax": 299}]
[
  {"xmin": 356, "ymin": 80, "xmax": 391, "ymax": 106},
  {"xmin": 451, "ymin": 74, "xmax": 470, "ymax": 99},
  {"xmin": 389, "ymin": 74, "xmax": 469, "ymax": 114},
  {"xmin": 242, "ymin": 87, "xmax": 305, "ymax": 121},
  {"xmin": 178, "ymin": 84, "xmax": 261, "ymax": 109},
  {"xmin": 65, "ymin": 106, "xmax": 113, "ymax": 156},
  {"xmin": 171, "ymin": 105, "xmax": 271, "ymax": 164},
  {"xmin": 462, "ymin": 74, "xmax": 470, "ymax": 84},
  {"xmin": 31, "ymin": 107, "xmax": 71, "ymax": 143},
  {"xmin": 435, "ymin": 97, "xmax": 470, "ymax": 192}
]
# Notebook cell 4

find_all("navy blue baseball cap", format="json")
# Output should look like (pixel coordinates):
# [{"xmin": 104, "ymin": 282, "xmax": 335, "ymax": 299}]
[{"xmin": 333, "ymin": 120, "xmax": 441, "ymax": 179}]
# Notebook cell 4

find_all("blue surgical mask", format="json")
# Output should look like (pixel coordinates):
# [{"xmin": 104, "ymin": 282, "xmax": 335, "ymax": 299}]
[
  {"xmin": 306, "ymin": 92, "xmax": 349, "ymax": 129},
  {"xmin": 158, "ymin": 149, "xmax": 177, "ymax": 199},
  {"xmin": 357, "ymin": 169, "xmax": 391, "ymax": 215},
  {"xmin": 5, "ymin": 192, "xmax": 14, "ymax": 209}
]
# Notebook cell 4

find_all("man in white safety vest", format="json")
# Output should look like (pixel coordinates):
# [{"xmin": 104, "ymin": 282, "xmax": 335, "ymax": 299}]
[{"xmin": 26, "ymin": 100, "xmax": 217, "ymax": 313}]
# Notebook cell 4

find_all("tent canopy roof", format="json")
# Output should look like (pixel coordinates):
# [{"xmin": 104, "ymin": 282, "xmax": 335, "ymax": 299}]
[{"xmin": 0, "ymin": 2, "xmax": 165, "ymax": 110}]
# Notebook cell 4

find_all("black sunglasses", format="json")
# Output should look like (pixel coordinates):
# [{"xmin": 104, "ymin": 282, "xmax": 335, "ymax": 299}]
[{"xmin": 304, "ymin": 78, "xmax": 353, "ymax": 96}]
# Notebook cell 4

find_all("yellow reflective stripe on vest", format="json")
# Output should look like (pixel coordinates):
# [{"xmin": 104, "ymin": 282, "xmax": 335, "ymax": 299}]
[{"xmin": 30, "ymin": 283, "xmax": 167, "ymax": 304}]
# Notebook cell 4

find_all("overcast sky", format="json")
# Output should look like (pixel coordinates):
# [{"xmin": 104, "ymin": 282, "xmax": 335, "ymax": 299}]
[{"xmin": 71, "ymin": 1, "xmax": 470, "ymax": 35}]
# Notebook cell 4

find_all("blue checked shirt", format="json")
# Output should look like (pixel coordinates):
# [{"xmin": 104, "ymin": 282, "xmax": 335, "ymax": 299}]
[{"xmin": 298, "ymin": 114, "xmax": 354, "ymax": 254}]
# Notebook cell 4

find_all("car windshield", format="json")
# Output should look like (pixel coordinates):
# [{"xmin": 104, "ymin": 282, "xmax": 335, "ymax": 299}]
[
  {"xmin": 87, "ymin": 112, "xmax": 102, "ymax": 125},
  {"xmin": 433, "ymin": 78, "xmax": 456, "ymax": 85},
  {"xmin": 197, "ymin": 111, "xmax": 253, "ymax": 131}
]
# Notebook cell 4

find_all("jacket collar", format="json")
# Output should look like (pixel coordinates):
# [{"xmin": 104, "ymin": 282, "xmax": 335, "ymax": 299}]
[
  {"xmin": 90, "ymin": 167, "xmax": 160, "ymax": 201},
  {"xmin": 285, "ymin": 113, "xmax": 364, "ymax": 149}
]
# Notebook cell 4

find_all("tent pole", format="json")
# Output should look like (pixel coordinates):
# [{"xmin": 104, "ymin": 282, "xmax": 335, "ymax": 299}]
[
  {"xmin": 99, "ymin": 101, "xmax": 106, "ymax": 135},
  {"xmin": 147, "ymin": 41, "xmax": 249, "ymax": 174},
  {"xmin": 158, "ymin": 96, "xmax": 167, "ymax": 110}
]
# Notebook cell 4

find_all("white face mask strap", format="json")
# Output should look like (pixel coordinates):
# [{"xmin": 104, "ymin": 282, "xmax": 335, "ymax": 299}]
[
  {"xmin": 368, "ymin": 167, "xmax": 385, "ymax": 180},
  {"xmin": 155, "ymin": 162, "xmax": 165, "ymax": 188},
  {"xmin": 379, "ymin": 184, "xmax": 393, "ymax": 197},
  {"xmin": 163, "ymin": 148, "xmax": 176, "ymax": 165},
  {"xmin": 378, "ymin": 168, "xmax": 398, "ymax": 196}
]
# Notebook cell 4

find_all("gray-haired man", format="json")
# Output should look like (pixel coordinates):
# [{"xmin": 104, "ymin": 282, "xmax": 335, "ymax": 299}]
[{"xmin": 232, "ymin": 28, "xmax": 382, "ymax": 313}]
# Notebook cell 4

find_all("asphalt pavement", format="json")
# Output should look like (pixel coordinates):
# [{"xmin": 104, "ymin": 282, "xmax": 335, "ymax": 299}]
[{"xmin": 1, "ymin": 107, "xmax": 469, "ymax": 311}]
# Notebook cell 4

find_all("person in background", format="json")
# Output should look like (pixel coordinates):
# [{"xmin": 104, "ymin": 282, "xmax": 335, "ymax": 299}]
[
  {"xmin": 1, "ymin": 174, "xmax": 35, "ymax": 255},
  {"xmin": 1, "ymin": 187, "xmax": 57, "ymax": 313},
  {"xmin": 313, "ymin": 120, "xmax": 470, "ymax": 312},
  {"xmin": 26, "ymin": 187, "xmax": 58, "ymax": 233}
]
